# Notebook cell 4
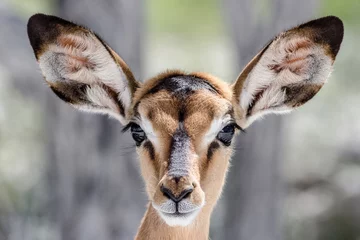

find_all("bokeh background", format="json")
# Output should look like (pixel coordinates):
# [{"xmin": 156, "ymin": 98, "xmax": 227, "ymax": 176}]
[{"xmin": 0, "ymin": 0, "xmax": 359, "ymax": 239}]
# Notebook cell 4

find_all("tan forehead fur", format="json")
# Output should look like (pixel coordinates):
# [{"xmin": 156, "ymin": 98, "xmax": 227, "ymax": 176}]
[
  {"xmin": 132, "ymin": 70, "xmax": 233, "ymax": 105},
  {"xmin": 138, "ymin": 90, "xmax": 232, "ymax": 138},
  {"xmin": 132, "ymin": 70, "xmax": 234, "ymax": 137}
]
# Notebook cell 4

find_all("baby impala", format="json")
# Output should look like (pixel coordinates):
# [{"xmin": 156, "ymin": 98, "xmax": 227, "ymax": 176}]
[{"xmin": 27, "ymin": 14, "xmax": 343, "ymax": 239}]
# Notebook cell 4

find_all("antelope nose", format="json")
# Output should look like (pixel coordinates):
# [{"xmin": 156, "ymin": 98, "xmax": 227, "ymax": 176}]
[{"xmin": 160, "ymin": 185, "xmax": 193, "ymax": 202}]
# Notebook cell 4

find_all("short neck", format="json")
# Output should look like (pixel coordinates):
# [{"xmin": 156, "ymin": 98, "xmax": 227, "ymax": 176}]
[{"xmin": 135, "ymin": 203, "xmax": 212, "ymax": 240}]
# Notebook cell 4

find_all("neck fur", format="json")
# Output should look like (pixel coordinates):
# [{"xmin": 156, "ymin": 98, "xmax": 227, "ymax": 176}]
[{"xmin": 135, "ymin": 203, "xmax": 212, "ymax": 240}]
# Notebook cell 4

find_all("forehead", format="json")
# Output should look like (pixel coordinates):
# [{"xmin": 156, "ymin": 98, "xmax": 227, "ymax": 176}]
[{"xmin": 132, "ymin": 72, "xmax": 233, "ymax": 135}]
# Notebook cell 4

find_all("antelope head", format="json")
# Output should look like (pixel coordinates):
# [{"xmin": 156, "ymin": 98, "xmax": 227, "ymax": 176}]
[{"xmin": 27, "ymin": 14, "xmax": 343, "ymax": 228}]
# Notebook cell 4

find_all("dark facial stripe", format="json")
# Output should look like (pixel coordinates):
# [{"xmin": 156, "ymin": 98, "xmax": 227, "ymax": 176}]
[
  {"xmin": 143, "ymin": 141, "xmax": 155, "ymax": 161},
  {"xmin": 207, "ymin": 141, "xmax": 220, "ymax": 160},
  {"xmin": 168, "ymin": 122, "xmax": 191, "ymax": 177},
  {"xmin": 147, "ymin": 75, "xmax": 219, "ymax": 99}
]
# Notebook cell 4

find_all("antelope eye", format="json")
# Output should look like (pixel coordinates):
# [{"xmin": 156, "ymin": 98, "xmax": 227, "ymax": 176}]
[
  {"xmin": 130, "ymin": 123, "xmax": 147, "ymax": 146},
  {"xmin": 217, "ymin": 123, "xmax": 236, "ymax": 146}
]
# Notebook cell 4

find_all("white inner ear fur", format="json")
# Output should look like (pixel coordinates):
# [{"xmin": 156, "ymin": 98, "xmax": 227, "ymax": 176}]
[
  {"xmin": 38, "ymin": 33, "xmax": 132, "ymax": 117},
  {"xmin": 240, "ymin": 36, "xmax": 333, "ymax": 122}
]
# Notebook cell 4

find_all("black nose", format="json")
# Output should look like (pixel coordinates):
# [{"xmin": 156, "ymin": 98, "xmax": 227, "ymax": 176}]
[{"xmin": 160, "ymin": 185, "xmax": 193, "ymax": 202}]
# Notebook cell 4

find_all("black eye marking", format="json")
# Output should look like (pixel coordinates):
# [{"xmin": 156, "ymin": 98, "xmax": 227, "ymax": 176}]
[
  {"xmin": 122, "ymin": 122, "xmax": 147, "ymax": 146},
  {"xmin": 217, "ymin": 123, "xmax": 242, "ymax": 146},
  {"xmin": 143, "ymin": 141, "xmax": 155, "ymax": 160},
  {"xmin": 207, "ymin": 141, "xmax": 220, "ymax": 160}
]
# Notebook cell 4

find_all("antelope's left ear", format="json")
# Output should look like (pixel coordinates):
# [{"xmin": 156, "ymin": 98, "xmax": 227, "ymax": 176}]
[
  {"xmin": 27, "ymin": 14, "xmax": 140, "ymax": 125},
  {"xmin": 232, "ymin": 16, "xmax": 344, "ymax": 128}
]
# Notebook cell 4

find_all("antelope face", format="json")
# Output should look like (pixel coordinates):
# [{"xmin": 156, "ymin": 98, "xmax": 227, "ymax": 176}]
[
  {"xmin": 27, "ymin": 14, "xmax": 343, "ymax": 227},
  {"xmin": 130, "ymin": 73, "xmax": 235, "ymax": 226}
]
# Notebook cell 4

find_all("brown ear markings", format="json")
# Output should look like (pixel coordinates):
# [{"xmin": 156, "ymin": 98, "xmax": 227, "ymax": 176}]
[
  {"xmin": 293, "ymin": 16, "xmax": 344, "ymax": 60},
  {"xmin": 282, "ymin": 83, "xmax": 322, "ymax": 108},
  {"xmin": 27, "ymin": 13, "xmax": 140, "ymax": 89},
  {"xmin": 28, "ymin": 14, "xmax": 81, "ymax": 59},
  {"xmin": 49, "ymin": 81, "xmax": 90, "ymax": 104},
  {"xmin": 233, "ymin": 15, "xmax": 344, "ymax": 96},
  {"xmin": 27, "ymin": 13, "xmax": 140, "ymax": 123},
  {"xmin": 231, "ymin": 16, "xmax": 344, "ymax": 128},
  {"xmin": 48, "ymin": 81, "xmax": 125, "ymax": 115}
]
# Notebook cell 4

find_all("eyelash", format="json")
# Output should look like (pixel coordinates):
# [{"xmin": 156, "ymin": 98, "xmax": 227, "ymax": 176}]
[
  {"xmin": 121, "ymin": 122, "xmax": 137, "ymax": 133},
  {"xmin": 224, "ymin": 121, "xmax": 243, "ymax": 132}
]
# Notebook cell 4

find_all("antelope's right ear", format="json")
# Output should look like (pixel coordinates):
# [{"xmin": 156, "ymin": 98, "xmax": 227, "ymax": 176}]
[
  {"xmin": 231, "ymin": 16, "xmax": 344, "ymax": 128},
  {"xmin": 27, "ymin": 13, "xmax": 140, "ymax": 124}
]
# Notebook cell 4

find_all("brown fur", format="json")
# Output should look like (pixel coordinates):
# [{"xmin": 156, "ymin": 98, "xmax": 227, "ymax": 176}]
[{"xmin": 129, "ymin": 72, "xmax": 235, "ymax": 239}]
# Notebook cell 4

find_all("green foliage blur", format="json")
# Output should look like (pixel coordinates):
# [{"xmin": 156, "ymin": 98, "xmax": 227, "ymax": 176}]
[
  {"xmin": 148, "ymin": 0, "xmax": 223, "ymax": 37},
  {"xmin": 323, "ymin": 0, "xmax": 360, "ymax": 25}
]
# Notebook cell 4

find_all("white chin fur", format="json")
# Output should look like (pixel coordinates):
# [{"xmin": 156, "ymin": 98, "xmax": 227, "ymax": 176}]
[{"xmin": 157, "ymin": 209, "xmax": 201, "ymax": 227}]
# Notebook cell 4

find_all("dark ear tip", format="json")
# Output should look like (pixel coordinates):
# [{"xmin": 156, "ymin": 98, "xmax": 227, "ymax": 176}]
[
  {"xmin": 300, "ymin": 16, "xmax": 344, "ymax": 58},
  {"xmin": 27, "ymin": 13, "xmax": 66, "ymax": 31},
  {"xmin": 27, "ymin": 13, "xmax": 54, "ymax": 39},
  {"xmin": 28, "ymin": 13, "xmax": 49, "ymax": 28},
  {"xmin": 27, "ymin": 14, "xmax": 71, "ymax": 57},
  {"xmin": 300, "ymin": 15, "xmax": 344, "ymax": 33},
  {"xmin": 27, "ymin": 14, "xmax": 45, "ymax": 50},
  {"xmin": 323, "ymin": 15, "xmax": 344, "ymax": 37},
  {"xmin": 322, "ymin": 16, "xmax": 344, "ymax": 57},
  {"xmin": 28, "ymin": 14, "xmax": 53, "ymax": 55}
]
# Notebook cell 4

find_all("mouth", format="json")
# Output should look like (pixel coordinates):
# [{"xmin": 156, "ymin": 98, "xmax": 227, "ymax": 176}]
[
  {"xmin": 152, "ymin": 197, "xmax": 205, "ymax": 227},
  {"xmin": 161, "ymin": 210, "xmax": 194, "ymax": 218},
  {"xmin": 155, "ymin": 208, "xmax": 201, "ymax": 227}
]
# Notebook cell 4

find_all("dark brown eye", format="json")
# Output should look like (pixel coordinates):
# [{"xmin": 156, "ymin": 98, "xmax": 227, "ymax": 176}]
[
  {"xmin": 217, "ymin": 123, "xmax": 236, "ymax": 146},
  {"xmin": 130, "ymin": 123, "xmax": 147, "ymax": 146}
]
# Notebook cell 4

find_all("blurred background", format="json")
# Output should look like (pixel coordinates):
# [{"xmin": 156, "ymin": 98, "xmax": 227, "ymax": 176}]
[{"xmin": 0, "ymin": 0, "xmax": 359, "ymax": 239}]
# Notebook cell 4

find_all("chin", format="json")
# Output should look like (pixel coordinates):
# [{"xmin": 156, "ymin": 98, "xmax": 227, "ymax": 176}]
[{"xmin": 157, "ymin": 208, "xmax": 201, "ymax": 227}]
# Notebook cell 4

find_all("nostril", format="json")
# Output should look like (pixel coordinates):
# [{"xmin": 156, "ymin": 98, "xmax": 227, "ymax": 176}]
[
  {"xmin": 181, "ymin": 188, "xmax": 193, "ymax": 199},
  {"xmin": 177, "ymin": 188, "xmax": 193, "ymax": 201},
  {"xmin": 160, "ymin": 185, "xmax": 193, "ymax": 202},
  {"xmin": 160, "ymin": 185, "xmax": 177, "ymax": 202}
]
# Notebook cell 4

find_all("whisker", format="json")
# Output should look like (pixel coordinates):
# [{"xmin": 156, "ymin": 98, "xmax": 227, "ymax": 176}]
[
  {"xmin": 118, "ymin": 146, "xmax": 137, "ymax": 151},
  {"xmin": 232, "ymin": 146, "xmax": 246, "ymax": 151}
]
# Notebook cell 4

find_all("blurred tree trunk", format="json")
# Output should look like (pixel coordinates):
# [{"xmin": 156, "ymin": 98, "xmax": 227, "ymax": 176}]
[
  {"xmin": 45, "ymin": 1, "xmax": 145, "ymax": 239},
  {"xmin": 218, "ymin": 1, "xmax": 318, "ymax": 239}
]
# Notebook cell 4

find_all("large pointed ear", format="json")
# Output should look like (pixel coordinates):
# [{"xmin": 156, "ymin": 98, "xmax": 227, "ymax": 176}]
[
  {"xmin": 232, "ymin": 16, "xmax": 344, "ymax": 128},
  {"xmin": 27, "ymin": 14, "xmax": 140, "ymax": 124}
]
